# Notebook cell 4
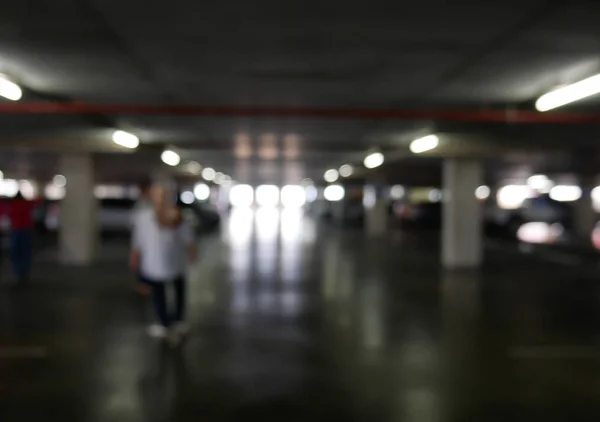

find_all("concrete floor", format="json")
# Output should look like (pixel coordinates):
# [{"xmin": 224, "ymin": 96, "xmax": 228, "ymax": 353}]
[{"xmin": 2, "ymin": 208, "xmax": 600, "ymax": 421}]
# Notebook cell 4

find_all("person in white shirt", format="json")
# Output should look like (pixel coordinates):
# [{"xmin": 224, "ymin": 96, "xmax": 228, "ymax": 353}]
[{"xmin": 130, "ymin": 182, "xmax": 197, "ymax": 342}]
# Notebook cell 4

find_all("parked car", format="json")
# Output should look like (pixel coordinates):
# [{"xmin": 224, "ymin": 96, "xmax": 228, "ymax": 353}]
[
  {"xmin": 179, "ymin": 201, "xmax": 221, "ymax": 233},
  {"xmin": 45, "ymin": 198, "xmax": 136, "ymax": 232}
]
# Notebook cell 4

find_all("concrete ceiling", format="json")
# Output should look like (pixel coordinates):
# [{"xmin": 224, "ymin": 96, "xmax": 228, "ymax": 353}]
[{"xmin": 0, "ymin": 0, "xmax": 599, "ymax": 184}]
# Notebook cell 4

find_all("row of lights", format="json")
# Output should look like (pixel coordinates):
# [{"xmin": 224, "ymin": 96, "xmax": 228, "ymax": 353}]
[{"xmin": 112, "ymin": 130, "xmax": 232, "ymax": 185}]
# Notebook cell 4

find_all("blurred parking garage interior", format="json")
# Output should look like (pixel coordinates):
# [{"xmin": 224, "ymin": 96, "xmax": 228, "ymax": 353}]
[{"xmin": 4, "ymin": 1, "xmax": 600, "ymax": 420}]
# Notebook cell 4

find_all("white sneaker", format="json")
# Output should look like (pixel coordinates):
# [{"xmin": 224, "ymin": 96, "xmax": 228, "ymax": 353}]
[{"xmin": 146, "ymin": 324, "xmax": 168, "ymax": 339}]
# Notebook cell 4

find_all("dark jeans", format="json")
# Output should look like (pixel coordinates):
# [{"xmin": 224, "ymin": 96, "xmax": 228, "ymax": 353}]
[
  {"xmin": 10, "ymin": 229, "xmax": 32, "ymax": 279},
  {"xmin": 149, "ymin": 275, "xmax": 186, "ymax": 327}
]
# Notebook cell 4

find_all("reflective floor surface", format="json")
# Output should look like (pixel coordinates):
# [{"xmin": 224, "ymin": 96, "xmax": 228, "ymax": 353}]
[{"xmin": 2, "ymin": 208, "xmax": 600, "ymax": 421}]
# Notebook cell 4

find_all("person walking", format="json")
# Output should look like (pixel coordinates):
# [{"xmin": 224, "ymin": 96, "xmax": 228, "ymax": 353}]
[
  {"xmin": 8, "ymin": 191, "xmax": 35, "ymax": 283},
  {"xmin": 130, "ymin": 182, "xmax": 196, "ymax": 344}
]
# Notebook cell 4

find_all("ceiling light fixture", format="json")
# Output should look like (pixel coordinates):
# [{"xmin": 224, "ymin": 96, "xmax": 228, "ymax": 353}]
[
  {"xmin": 161, "ymin": 149, "xmax": 180, "ymax": 166},
  {"xmin": 202, "ymin": 167, "xmax": 216, "ymax": 181},
  {"xmin": 324, "ymin": 169, "xmax": 339, "ymax": 183},
  {"xmin": 363, "ymin": 152, "xmax": 384, "ymax": 169},
  {"xmin": 187, "ymin": 161, "xmax": 202, "ymax": 174},
  {"xmin": 112, "ymin": 130, "xmax": 139, "ymax": 149},
  {"xmin": 536, "ymin": 74, "xmax": 600, "ymax": 112},
  {"xmin": 0, "ymin": 75, "xmax": 22, "ymax": 101},
  {"xmin": 339, "ymin": 164, "xmax": 354, "ymax": 177},
  {"xmin": 410, "ymin": 135, "xmax": 439, "ymax": 154}
]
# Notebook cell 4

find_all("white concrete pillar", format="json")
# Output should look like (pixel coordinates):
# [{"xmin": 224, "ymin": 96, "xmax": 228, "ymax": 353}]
[
  {"xmin": 59, "ymin": 153, "xmax": 98, "ymax": 265},
  {"xmin": 364, "ymin": 184, "xmax": 388, "ymax": 236},
  {"xmin": 441, "ymin": 159, "xmax": 482, "ymax": 269},
  {"xmin": 575, "ymin": 185, "xmax": 597, "ymax": 241}
]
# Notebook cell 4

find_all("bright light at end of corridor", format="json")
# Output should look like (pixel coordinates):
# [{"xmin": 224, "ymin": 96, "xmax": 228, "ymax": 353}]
[
  {"xmin": 0, "ymin": 75, "xmax": 22, "ymax": 101},
  {"xmin": 305, "ymin": 185, "xmax": 318, "ymax": 203},
  {"xmin": 281, "ymin": 185, "xmax": 306, "ymax": 208},
  {"xmin": 180, "ymin": 191, "xmax": 195, "ymax": 204},
  {"xmin": 549, "ymin": 185, "xmax": 582, "ymax": 202},
  {"xmin": 363, "ymin": 152, "xmax": 384, "ymax": 169},
  {"xmin": 410, "ymin": 135, "xmax": 439, "ymax": 154},
  {"xmin": 194, "ymin": 183, "xmax": 210, "ymax": 201},
  {"xmin": 230, "ymin": 184, "xmax": 254, "ymax": 207},
  {"xmin": 112, "ymin": 130, "xmax": 139, "ymax": 149},
  {"xmin": 475, "ymin": 185, "xmax": 490, "ymax": 200},
  {"xmin": 535, "ymin": 74, "xmax": 600, "ymax": 112},
  {"xmin": 256, "ymin": 185, "xmax": 280, "ymax": 207},
  {"xmin": 0, "ymin": 179, "xmax": 19, "ymax": 197},
  {"xmin": 324, "ymin": 185, "xmax": 345, "ymax": 202},
  {"xmin": 161, "ymin": 149, "xmax": 181, "ymax": 166},
  {"xmin": 202, "ymin": 167, "xmax": 216, "ymax": 181},
  {"xmin": 324, "ymin": 169, "xmax": 339, "ymax": 183}
]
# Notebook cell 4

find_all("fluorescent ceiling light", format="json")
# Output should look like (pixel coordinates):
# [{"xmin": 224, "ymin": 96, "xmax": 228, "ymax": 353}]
[
  {"xmin": 0, "ymin": 76, "xmax": 22, "ymax": 101},
  {"xmin": 187, "ymin": 161, "xmax": 202, "ymax": 174},
  {"xmin": 324, "ymin": 169, "xmax": 339, "ymax": 183},
  {"xmin": 410, "ymin": 135, "xmax": 439, "ymax": 154},
  {"xmin": 549, "ymin": 185, "xmax": 581, "ymax": 202},
  {"xmin": 339, "ymin": 164, "xmax": 354, "ymax": 177},
  {"xmin": 536, "ymin": 74, "xmax": 600, "ymax": 112},
  {"xmin": 230, "ymin": 184, "xmax": 254, "ymax": 207},
  {"xmin": 202, "ymin": 167, "xmax": 216, "ymax": 181},
  {"xmin": 324, "ymin": 185, "xmax": 345, "ymax": 202},
  {"xmin": 194, "ymin": 183, "xmax": 210, "ymax": 201},
  {"xmin": 53, "ymin": 174, "xmax": 67, "ymax": 187},
  {"xmin": 390, "ymin": 185, "xmax": 405, "ymax": 200},
  {"xmin": 112, "ymin": 130, "xmax": 139, "ymax": 149},
  {"xmin": 161, "ymin": 149, "xmax": 180, "ymax": 166},
  {"xmin": 180, "ymin": 191, "xmax": 195, "ymax": 204},
  {"xmin": 475, "ymin": 185, "xmax": 490, "ymax": 200},
  {"xmin": 281, "ymin": 185, "xmax": 306, "ymax": 208},
  {"xmin": 363, "ymin": 152, "xmax": 384, "ymax": 169}
]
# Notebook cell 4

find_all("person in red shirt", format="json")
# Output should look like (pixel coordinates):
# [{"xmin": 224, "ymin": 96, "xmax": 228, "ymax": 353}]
[{"xmin": 9, "ymin": 190, "xmax": 35, "ymax": 283}]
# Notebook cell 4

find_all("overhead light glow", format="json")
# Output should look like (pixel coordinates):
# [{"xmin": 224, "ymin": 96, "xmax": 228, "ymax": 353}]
[
  {"xmin": 44, "ymin": 184, "xmax": 65, "ymax": 200},
  {"xmin": 53, "ymin": 174, "xmax": 67, "ymax": 187},
  {"xmin": 549, "ymin": 185, "xmax": 582, "ymax": 202},
  {"xmin": 0, "ymin": 179, "xmax": 19, "ymax": 197},
  {"xmin": 187, "ymin": 161, "xmax": 202, "ymax": 174},
  {"xmin": 112, "ymin": 130, "xmax": 139, "ymax": 149},
  {"xmin": 194, "ymin": 183, "xmax": 210, "ymax": 201},
  {"xmin": 305, "ymin": 185, "xmax": 318, "ymax": 203},
  {"xmin": 180, "ymin": 190, "xmax": 195, "ymax": 205},
  {"xmin": 0, "ymin": 75, "xmax": 22, "ymax": 101},
  {"xmin": 230, "ymin": 184, "xmax": 254, "ymax": 207},
  {"xmin": 339, "ymin": 164, "xmax": 354, "ymax": 177},
  {"xmin": 256, "ymin": 185, "xmax": 280, "ymax": 207},
  {"xmin": 324, "ymin": 169, "xmax": 339, "ymax": 183},
  {"xmin": 517, "ymin": 222, "xmax": 564, "ymax": 244},
  {"xmin": 527, "ymin": 174, "xmax": 554, "ymax": 193},
  {"xmin": 363, "ymin": 152, "xmax": 384, "ymax": 169},
  {"xmin": 475, "ymin": 185, "xmax": 490, "ymax": 200},
  {"xmin": 214, "ymin": 172, "xmax": 225, "ymax": 185},
  {"xmin": 281, "ymin": 185, "xmax": 306, "ymax": 208},
  {"xmin": 390, "ymin": 185, "xmax": 405, "ymax": 200},
  {"xmin": 202, "ymin": 167, "xmax": 216, "ymax": 181},
  {"xmin": 410, "ymin": 135, "xmax": 439, "ymax": 154},
  {"xmin": 428, "ymin": 189, "xmax": 442, "ymax": 203},
  {"xmin": 161, "ymin": 149, "xmax": 181, "ymax": 166},
  {"xmin": 536, "ymin": 74, "xmax": 600, "ymax": 112},
  {"xmin": 497, "ymin": 185, "xmax": 531, "ymax": 210},
  {"xmin": 19, "ymin": 180, "xmax": 36, "ymax": 200},
  {"xmin": 324, "ymin": 185, "xmax": 345, "ymax": 202}
]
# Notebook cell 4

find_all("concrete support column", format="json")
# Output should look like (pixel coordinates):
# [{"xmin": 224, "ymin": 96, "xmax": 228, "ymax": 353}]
[
  {"xmin": 441, "ymin": 159, "xmax": 482, "ymax": 269},
  {"xmin": 364, "ymin": 184, "xmax": 388, "ymax": 236},
  {"xmin": 575, "ymin": 184, "xmax": 597, "ymax": 241},
  {"xmin": 59, "ymin": 153, "xmax": 97, "ymax": 265}
]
